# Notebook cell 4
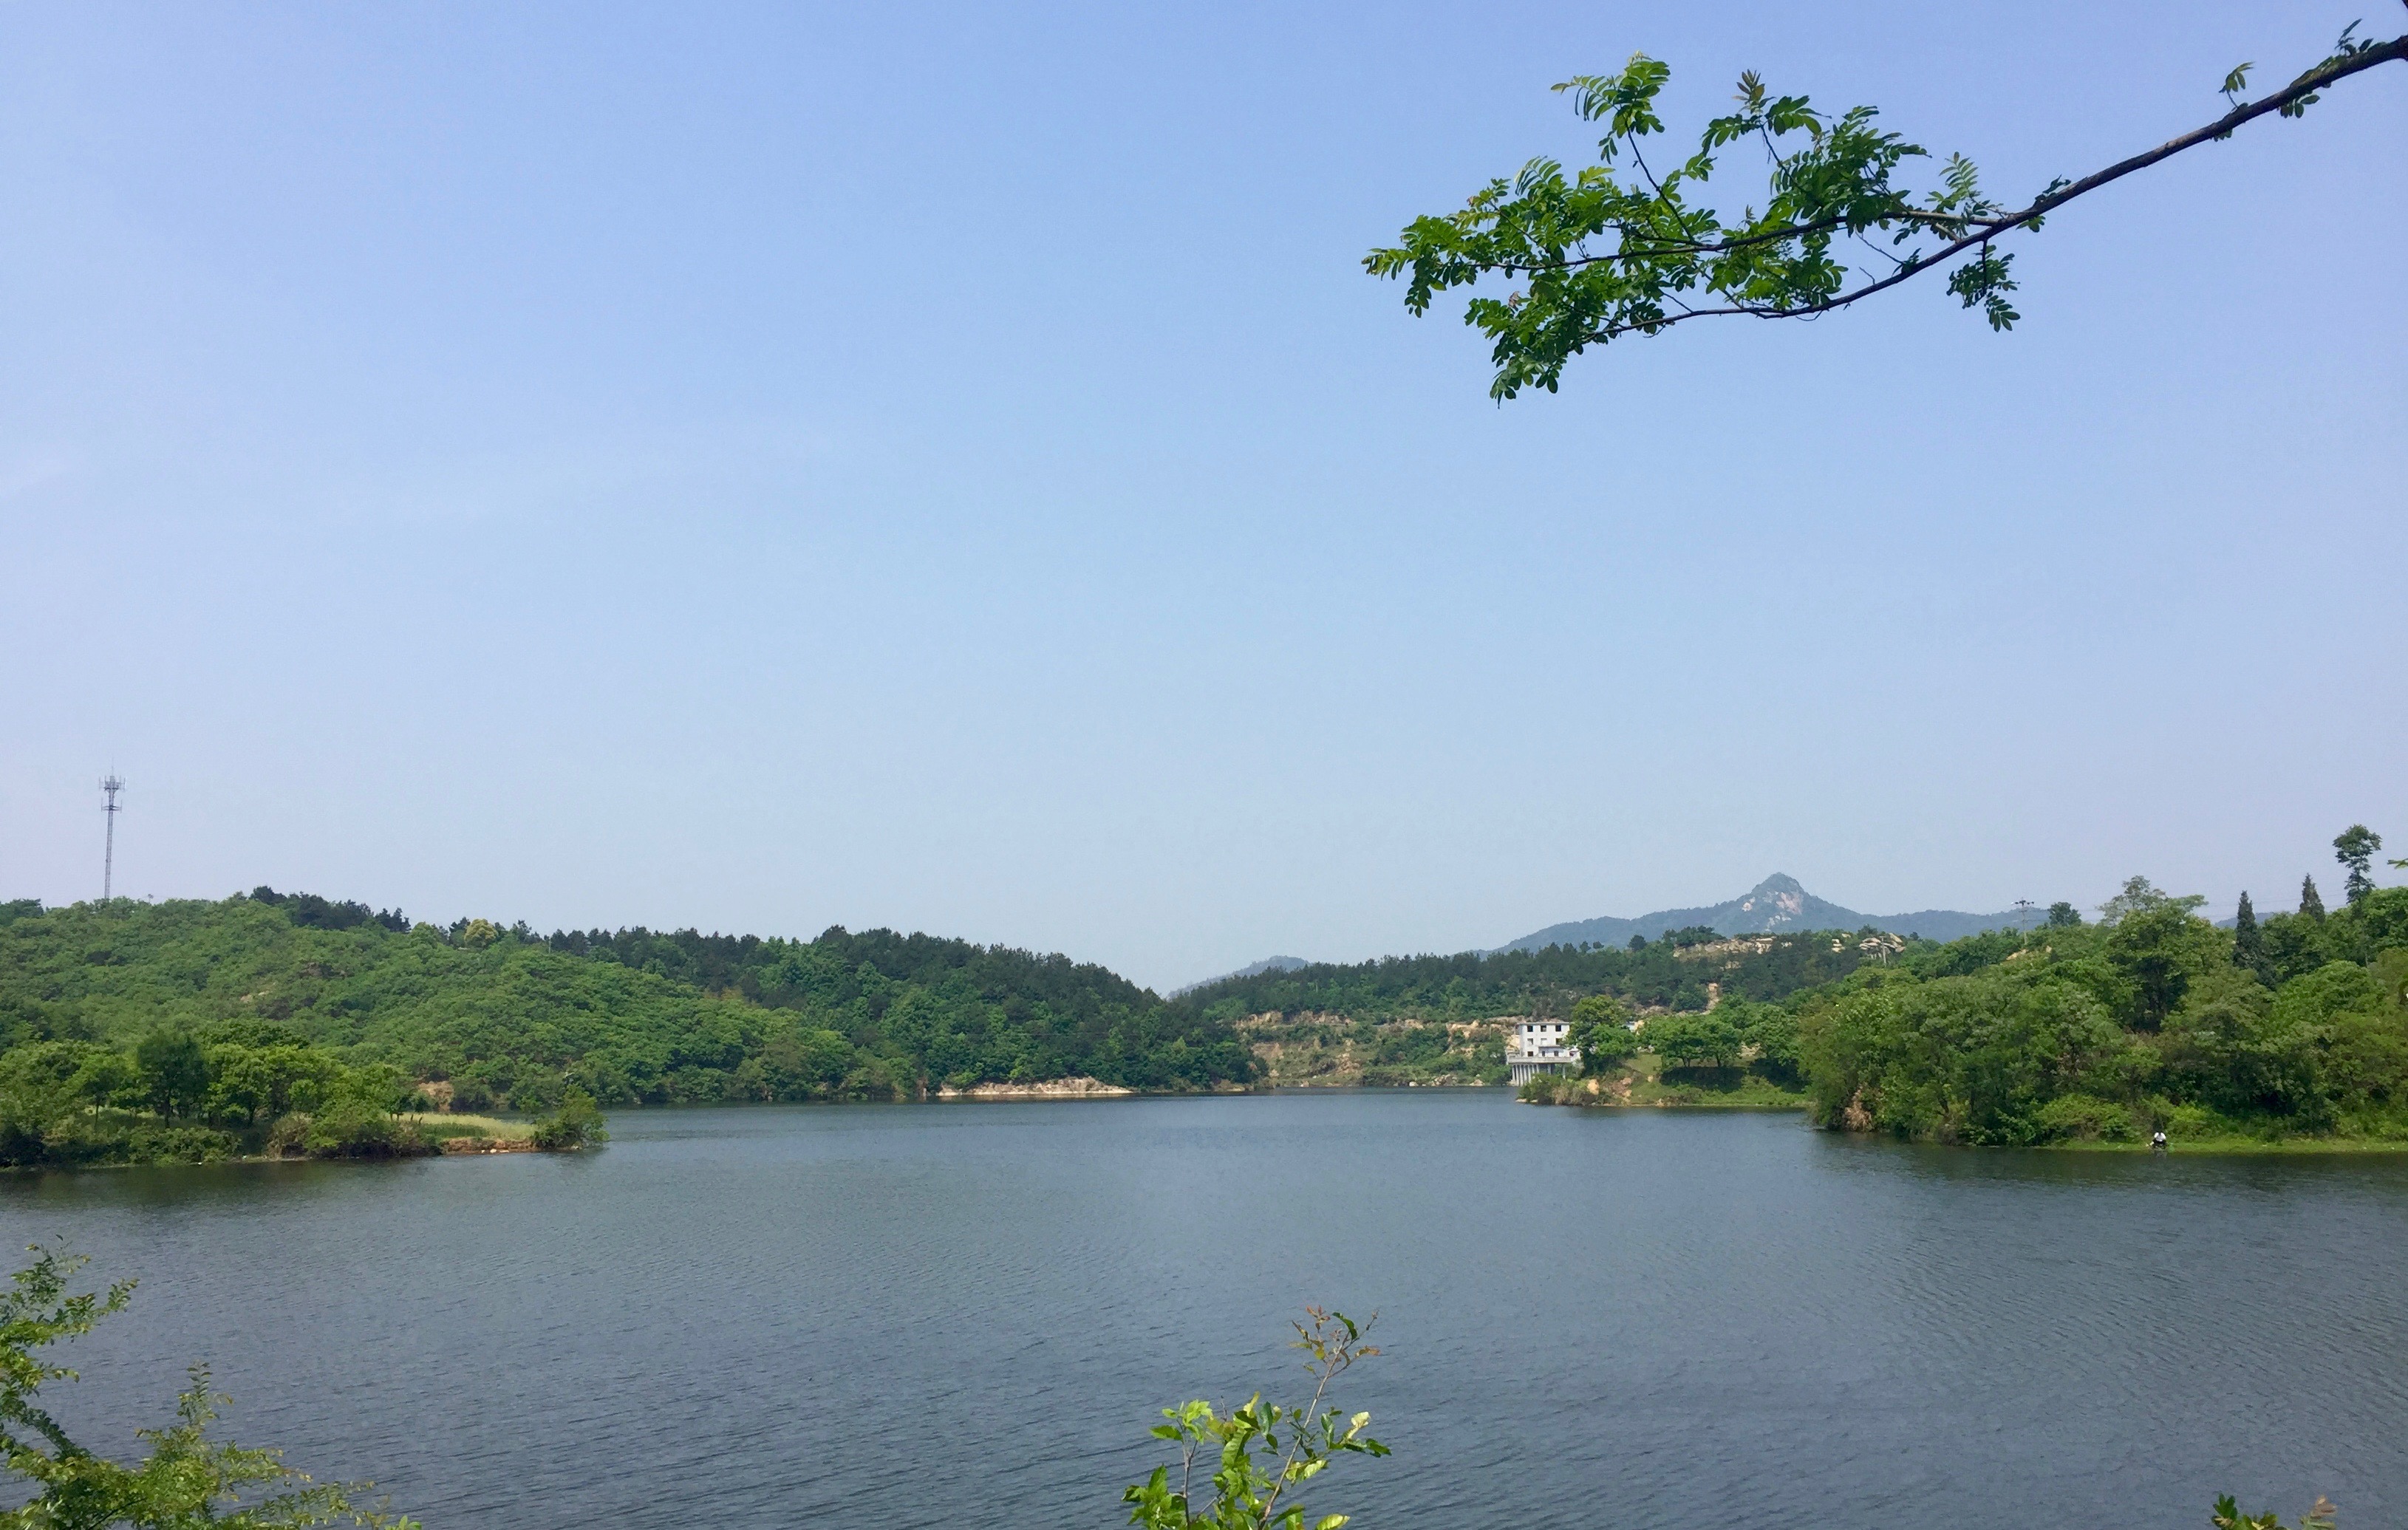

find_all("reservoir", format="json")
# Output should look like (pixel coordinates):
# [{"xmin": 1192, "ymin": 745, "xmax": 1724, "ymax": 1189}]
[{"xmin": 1, "ymin": 1091, "xmax": 2401, "ymax": 1528}]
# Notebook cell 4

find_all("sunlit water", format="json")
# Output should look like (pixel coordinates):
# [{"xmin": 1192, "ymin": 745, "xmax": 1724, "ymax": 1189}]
[{"xmin": 1, "ymin": 1093, "xmax": 2402, "ymax": 1529}]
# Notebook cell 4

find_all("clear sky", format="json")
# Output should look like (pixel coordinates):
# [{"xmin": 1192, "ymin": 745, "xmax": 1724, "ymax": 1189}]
[{"xmin": 2, "ymin": 1, "xmax": 2400, "ymax": 990}]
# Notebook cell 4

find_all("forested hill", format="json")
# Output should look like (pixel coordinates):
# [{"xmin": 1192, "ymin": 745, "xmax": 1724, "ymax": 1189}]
[
  {"xmin": 1171, "ymin": 926, "xmax": 1910, "ymax": 1025},
  {"xmin": 0, "ymin": 892, "xmax": 1252, "ymax": 1111}
]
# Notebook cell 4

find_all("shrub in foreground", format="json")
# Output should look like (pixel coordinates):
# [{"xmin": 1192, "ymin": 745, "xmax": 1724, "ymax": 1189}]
[
  {"xmin": 0, "ymin": 1246, "xmax": 417, "ymax": 1527},
  {"xmin": 1125, "ymin": 1308, "xmax": 1387, "ymax": 1530}
]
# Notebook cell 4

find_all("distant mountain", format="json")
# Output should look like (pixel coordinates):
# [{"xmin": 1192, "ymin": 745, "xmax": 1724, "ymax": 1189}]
[
  {"xmin": 1499, "ymin": 873, "xmax": 2048, "ymax": 952},
  {"xmin": 1169, "ymin": 954, "xmax": 1311, "ymax": 998}
]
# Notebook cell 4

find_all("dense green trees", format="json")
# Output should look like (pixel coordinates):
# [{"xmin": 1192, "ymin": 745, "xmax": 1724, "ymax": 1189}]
[
  {"xmin": 0, "ymin": 1022, "xmax": 432, "ymax": 1168},
  {"xmin": 0, "ymin": 891, "xmax": 1255, "ymax": 1165},
  {"xmin": 1643, "ymin": 1009, "xmax": 1743, "ymax": 1070},
  {"xmin": 133, "ymin": 1029, "xmax": 207, "ymax": 1119},
  {"xmin": 531, "ymin": 1086, "xmax": 609, "ymax": 1150},
  {"xmin": 1564, "ymin": 994, "xmax": 1635, "ymax": 1070},
  {"xmin": 1796, "ymin": 863, "xmax": 2408, "ymax": 1145}
]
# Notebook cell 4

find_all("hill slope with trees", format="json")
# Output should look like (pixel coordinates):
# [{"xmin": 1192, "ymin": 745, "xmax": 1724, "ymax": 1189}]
[{"xmin": 0, "ymin": 891, "xmax": 1255, "ymax": 1166}]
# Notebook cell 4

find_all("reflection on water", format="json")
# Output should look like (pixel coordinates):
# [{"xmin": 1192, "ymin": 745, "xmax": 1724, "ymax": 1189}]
[{"xmin": 2, "ymin": 1094, "xmax": 2401, "ymax": 1530}]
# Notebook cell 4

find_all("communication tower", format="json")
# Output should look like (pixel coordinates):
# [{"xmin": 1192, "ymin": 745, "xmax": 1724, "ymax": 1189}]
[{"xmin": 100, "ymin": 774, "xmax": 125, "ymax": 901}]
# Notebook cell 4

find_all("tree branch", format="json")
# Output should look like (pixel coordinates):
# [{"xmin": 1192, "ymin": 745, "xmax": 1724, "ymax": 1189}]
[
  {"xmin": 1966, "ymin": 31, "xmax": 2407, "ymax": 238},
  {"xmin": 1577, "ymin": 32, "xmax": 2408, "ymax": 341},
  {"xmin": 1456, "ymin": 33, "xmax": 2407, "ymax": 283}
]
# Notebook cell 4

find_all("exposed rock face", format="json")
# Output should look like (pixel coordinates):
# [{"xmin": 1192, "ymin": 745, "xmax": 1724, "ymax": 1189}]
[{"xmin": 1240, "ymin": 1014, "xmax": 1510, "ymax": 1087}]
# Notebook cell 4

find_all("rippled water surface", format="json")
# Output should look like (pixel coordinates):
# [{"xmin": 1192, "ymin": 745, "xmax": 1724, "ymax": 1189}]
[{"xmin": 2, "ymin": 1093, "xmax": 2403, "ymax": 1529}]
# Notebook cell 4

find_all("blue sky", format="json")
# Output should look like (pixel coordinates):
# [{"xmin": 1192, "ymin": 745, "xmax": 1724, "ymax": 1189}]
[{"xmin": 2, "ymin": 1, "xmax": 2399, "ymax": 989}]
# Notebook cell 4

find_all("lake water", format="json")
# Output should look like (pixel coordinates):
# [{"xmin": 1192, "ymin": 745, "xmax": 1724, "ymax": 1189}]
[{"xmin": 1, "ymin": 1092, "xmax": 2402, "ymax": 1529}]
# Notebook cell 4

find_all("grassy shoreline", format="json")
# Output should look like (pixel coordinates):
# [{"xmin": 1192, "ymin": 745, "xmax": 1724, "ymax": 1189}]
[
  {"xmin": 1518, "ymin": 1067, "xmax": 2408, "ymax": 1152},
  {"xmin": 2044, "ymin": 1134, "xmax": 2408, "ymax": 1155},
  {"xmin": 1519, "ymin": 1056, "xmax": 1813, "ymax": 1111}
]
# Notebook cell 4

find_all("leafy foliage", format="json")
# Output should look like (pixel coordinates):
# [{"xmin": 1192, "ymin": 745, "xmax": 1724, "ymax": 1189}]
[
  {"xmin": 1125, "ymin": 1310, "xmax": 1388, "ymax": 1530},
  {"xmin": 1796, "ymin": 856, "xmax": 2408, "ymax": 1144},
  {"xmin": 0, "ymin": 1022, "xmax": 429, "ymax": 1169},
  {"xmin": 531, "ymin": 1086, "xmax": 608, "ymax": 1151},
  {"xmin": 1118, "ymin": 1300, "xmax": 2315, "ymax": 1530},
  {"xmin": 0, "ymin": 1246, "xmax": 413, "ymax": 1529},
  {"xmin": 2335, "ymin": 824, "xmax": 2384, "ymax": 905},
  {"xmin": 1565, "ymin": 994, "xmax": 1635, "ymax": 1072},
  {"xmin": 2212, "ymin": 1495, "xmax": 2338, "ymax": 1530},
  {"xmin": 1367, "ymin": 27, "xmax": 2408, "ymax": 395}
]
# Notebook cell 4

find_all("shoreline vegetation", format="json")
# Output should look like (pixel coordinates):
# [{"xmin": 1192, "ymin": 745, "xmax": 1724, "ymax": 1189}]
[
  {"xmin": 1519, "ymin": 1054, "xmax": 1812, "ymax": 1112},
  {"xmin": 0, "ymin": 889, "xmax": 1250, "ymax": 1169},
  {"xmin": 1493, "ymin": 838, "xmax": 2408, "ymax": 1153},
  {"xmin": 1, "ymin": 824, "xmax": 2400, "ymax": 1167},
  {"xmin": 1193, "ymin": 829, "xmax": 2408, "ymax": 1154},
  {"xmin": 0, "ymin": 1090, "xmax": 606, "ymax": 1174}
]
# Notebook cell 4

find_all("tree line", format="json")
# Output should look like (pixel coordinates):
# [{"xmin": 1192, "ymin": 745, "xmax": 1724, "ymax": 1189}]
[
  {"xmin": 0, "ymin": 891, "xmax": 1255, "ymax": 1164},
  {"xmin": 1172, "ymin": 926, "xmax": 1896, "ymax": 1027},
  {"xmin": 1532, "ymin": 828, "xmax": 2408, "ymax": 1146}
]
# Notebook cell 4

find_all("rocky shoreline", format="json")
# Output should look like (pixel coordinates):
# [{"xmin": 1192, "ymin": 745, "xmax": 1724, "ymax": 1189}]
[{"xmin": 932, "ymin": 1076, "xmax": 1136, "ymax": 1100}]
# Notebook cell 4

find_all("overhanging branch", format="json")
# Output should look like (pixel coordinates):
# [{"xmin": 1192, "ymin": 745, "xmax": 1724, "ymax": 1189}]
[{"xmin": 1575, "ymin": 31, "xmax": 2407, "ymax": 340}]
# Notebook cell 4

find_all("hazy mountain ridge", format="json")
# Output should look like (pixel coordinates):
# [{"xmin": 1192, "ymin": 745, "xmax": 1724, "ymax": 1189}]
[
  {"xmin": 1500, "ymin": 873, "xmax": 2047, "ymax": 952},
  {"xmin": 1168, "ymin": 954, "xmax": 1309, "ymax": 998}
]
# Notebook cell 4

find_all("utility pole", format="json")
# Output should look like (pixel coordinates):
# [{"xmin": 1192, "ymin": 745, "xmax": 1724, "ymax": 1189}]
[{"xmin": 100, "ymin": 774, "xmax": 125, "ymax": 901}]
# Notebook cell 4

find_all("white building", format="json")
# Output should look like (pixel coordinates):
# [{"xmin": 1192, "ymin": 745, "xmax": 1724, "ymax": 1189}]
[{"xmin": 1508, "ymin": 1018, "xmax": 1580, "ymax": 1085}]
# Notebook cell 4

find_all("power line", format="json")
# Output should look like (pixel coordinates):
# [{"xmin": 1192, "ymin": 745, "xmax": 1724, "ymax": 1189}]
[{"xmin": 100, "ymin": 773, "xmax": 125, "ymax": 902}]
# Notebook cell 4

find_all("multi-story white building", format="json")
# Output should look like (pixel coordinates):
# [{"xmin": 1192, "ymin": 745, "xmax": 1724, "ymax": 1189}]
[{"xmin": 1507, "ymin": 1018, "xmax": 1580, "ymax": 1085}]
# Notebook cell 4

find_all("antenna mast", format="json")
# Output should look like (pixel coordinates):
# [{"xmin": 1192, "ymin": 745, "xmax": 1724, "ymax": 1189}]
[{"xmin": 100, "ymin": 774, "xmax": 125, "ymax": 901}]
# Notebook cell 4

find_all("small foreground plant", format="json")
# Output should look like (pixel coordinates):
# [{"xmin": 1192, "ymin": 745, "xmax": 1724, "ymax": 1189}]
[
  {"xmin": 1124, "ymin": 1308, "xmax": 1389, "ymax": 1530},
  {"xmin": 2214, "ymin": 1495, "xmax": 2339, "ymax": 1530},
  {"xmin": 0, "ymin": 1244, "xmax": 415, "ymax": 1529}
]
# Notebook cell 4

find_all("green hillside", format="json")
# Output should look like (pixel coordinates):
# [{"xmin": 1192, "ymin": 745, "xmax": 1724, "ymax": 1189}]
[{"xmin": 0, "ymin": 891, "xmax": 1255, "ymax": 1166}]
